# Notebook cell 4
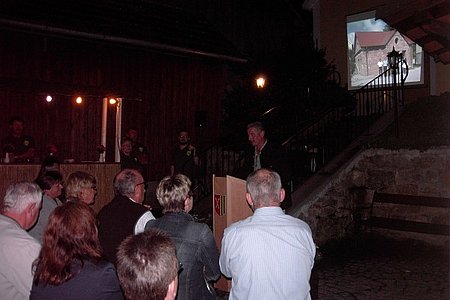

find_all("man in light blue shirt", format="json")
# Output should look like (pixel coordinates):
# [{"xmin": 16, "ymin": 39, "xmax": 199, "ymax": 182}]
[{"xmin": 219, "ymin": 169, "xmax": 316, "ymax": 300}]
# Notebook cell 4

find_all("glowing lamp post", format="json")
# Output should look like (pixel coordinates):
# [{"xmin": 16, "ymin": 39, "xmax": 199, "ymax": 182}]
[
  {"xmin": 256, "ymin": 76, "xmax": 266, "ymax": 89},
  {"xmin": 387, "ymin": 47, "xmax": 402, "ymax": 138}
]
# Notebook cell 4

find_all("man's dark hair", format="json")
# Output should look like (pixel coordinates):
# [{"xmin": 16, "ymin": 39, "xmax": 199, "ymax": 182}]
[
  {"xmin": 127, "ymin": 127, "xmax": 138, "ymax": 133},
  {"xmin": 117, "ymin": 229, "xmax": 178, "ymax": 300},
  {"xmin": 35, "ymin": 171, "xmax": 63, "ymax": 191},
  {"xmin": 121, "ymin": 137, "xmax": 133, "ymax": 145},
  {"xmin": 9, "ymin": 116, "xmax": 24, "ymax": 125}
]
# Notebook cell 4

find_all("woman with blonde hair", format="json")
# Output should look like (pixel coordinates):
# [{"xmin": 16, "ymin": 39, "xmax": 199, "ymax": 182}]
[
  {"xmin": 145, "ymin": 174, "xmax": 220, "ymax": 300},
  {"xmin": 64, "ymin": 171, "xmax": 97, "ymax": 205},
  {"xmin": 30, "ymin": 201, "xmax": 124, "ymax": 299}
]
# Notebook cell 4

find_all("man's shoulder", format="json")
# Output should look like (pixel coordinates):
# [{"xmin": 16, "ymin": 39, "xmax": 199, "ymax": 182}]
[
  {"xmin": 132, "ymin": 142, "xmax": 148, "ymax": 153},
  {"xmin": 98, "ymin": 196, "xmax": 146, "ymax": 218},
  {"xmin": 0, "ymin": 215, "xmax": 40, "ymax": 249},
  {"xmin": 97, "ymin": 198, "xmax": 116, "ymax": 217},
  {"xmin": 43, "ymin": 195, "xmax": 58, "ymax": 209},
  {"xmin": 1, "ymin": 135, "xmax": 13, "ymax": 143},
  {"xmin": 224, "ymin": 212, "xmax": 311, "ymax": 235},
  {"xmin": 223, "ymin": 215, "xmax": 254, "ymax": 233},
  {"xmin": 1, "ymin": 135, "xmax": 17, "ymax": 148},
  {"xmin": 263, "ymin": 140, "xmax": 284, "ymax": 153}
]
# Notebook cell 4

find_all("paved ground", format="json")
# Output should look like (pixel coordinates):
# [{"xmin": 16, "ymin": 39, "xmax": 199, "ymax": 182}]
[
  {"xmin": 312, "ymin": 235, "xmax": 449, "ymax": 299},
  {"xmin": 215, "ymin": 235, "xmax": 449, "ymax": 300}
]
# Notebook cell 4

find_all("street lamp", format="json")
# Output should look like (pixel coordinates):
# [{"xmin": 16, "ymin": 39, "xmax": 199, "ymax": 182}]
[
  {"xmin": 387, "ymin": 47, "xmax": 402, "ymax": 70},
  {"xmin": 387, "ymin": 47, "xmax": 403, "ymax": 138},
  {"xmin": 256, "ymin": 76, "xmax": 266, "ymax": 88}
]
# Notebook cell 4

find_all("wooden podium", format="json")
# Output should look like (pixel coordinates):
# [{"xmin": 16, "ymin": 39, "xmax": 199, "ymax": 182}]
[{"xmin": 213, "ymin": 175, "xmax": 253, "ymax": 291}]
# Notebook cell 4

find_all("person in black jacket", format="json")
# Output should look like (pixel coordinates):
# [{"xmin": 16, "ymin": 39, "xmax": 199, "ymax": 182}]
[
  {"xmin": 238, "ymin": 121, "xmax": 292, "ymax": 210},
  {"xmin": 97, "ymin": 169, "xmax": 154, "ymax": 265},
  {"xmin": 120, "ymin": 137, "xmax": 143, "ymax": 174}
]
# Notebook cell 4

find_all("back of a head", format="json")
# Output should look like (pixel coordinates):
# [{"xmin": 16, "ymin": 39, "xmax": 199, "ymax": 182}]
[
  {"xmin": 35, "ymin": 201, "xmax": 102, "ymax": 285},
  {"xmin": 117, "ymin": 229, "xmax": 178, "ymax": 300},
  {"xmin": 2, "ymin": 181, "xmax": 42, "ymax": 214},
  {"xmin": 113, "ymin": 169, "xmax": 141, "ymax": 197},
  {"xmin": 246, "ymin": 168, "xmax": 282, "ymax": 208},
  {"xmin": 65, "ymin": 171, "xmax": 96, "ymax": 198},
  {"xmin": 156, "ymin": 174, "xmax": 191, "ymax": 213}
]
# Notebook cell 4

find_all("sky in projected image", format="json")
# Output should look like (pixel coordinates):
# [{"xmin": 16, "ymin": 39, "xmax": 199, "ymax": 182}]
[
  {"xmin": 347, "ymin": 18, "xmax": 386, "ymax": 49},
  {"xmin": 347, "ymin": 13, "xmax": 423, "ymax": 89}
]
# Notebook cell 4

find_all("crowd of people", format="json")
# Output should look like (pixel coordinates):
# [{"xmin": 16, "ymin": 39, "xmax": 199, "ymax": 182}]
[{"xmin": 0, "ymin": 118, "xmax": 316, "ymax": 300}]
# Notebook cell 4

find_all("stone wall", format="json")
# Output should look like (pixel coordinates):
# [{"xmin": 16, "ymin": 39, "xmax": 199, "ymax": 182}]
[{"xmin": 293, "ymin": 147, "xmax": 450, "ymax": 246}]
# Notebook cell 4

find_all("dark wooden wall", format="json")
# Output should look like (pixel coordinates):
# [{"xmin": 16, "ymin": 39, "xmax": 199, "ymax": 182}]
[{"xmin": 0, "ymin": 30, "xmax": 229, "ymax": 180}]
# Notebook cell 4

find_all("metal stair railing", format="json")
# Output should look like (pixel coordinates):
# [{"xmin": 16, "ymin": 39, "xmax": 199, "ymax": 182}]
[{"xmin": 283, "ymin": 56, "xmax": 409, "ymax": 186}]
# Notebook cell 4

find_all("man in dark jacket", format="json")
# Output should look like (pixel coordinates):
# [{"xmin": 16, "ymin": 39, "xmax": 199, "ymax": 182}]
[
  {"xmin": 97, "ymin": 169, "xmax": 154, "ymax": 265},
  {"xmin": 238, "ymin": 121, "xmax": 292, "ymax": 210}
]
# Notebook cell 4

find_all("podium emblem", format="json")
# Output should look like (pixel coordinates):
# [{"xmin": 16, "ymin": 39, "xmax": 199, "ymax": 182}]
[{"xmin": 214, "ymin": 194, "xmax": 226, "ymax": 216}]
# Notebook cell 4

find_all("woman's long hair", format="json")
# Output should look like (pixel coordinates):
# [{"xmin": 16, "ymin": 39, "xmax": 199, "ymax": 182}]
[{"xmin": 33, "ymin": 201, "xmax": 102, "ymax": 285}]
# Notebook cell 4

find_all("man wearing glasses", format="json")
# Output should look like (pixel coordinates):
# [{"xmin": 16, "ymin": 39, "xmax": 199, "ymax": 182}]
[{"xmin": 97, "ymin": 169, "xmax": 154, "ymax": 265}]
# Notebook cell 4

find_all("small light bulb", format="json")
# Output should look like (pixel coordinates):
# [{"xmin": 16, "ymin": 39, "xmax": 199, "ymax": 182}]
[
  {"xmin": 76, "ymin": 97, "xmax": 83, "ymax": 104},
  {"xmin": 109, "ymin": 98, "xmax": 117, "ymax": 105},
  {"xmin": 46, "ymin": 95, "xmax": 52, "ymax": 102}
]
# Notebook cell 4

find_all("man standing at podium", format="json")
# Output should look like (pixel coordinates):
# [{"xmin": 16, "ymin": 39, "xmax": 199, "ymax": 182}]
[
  {"xmin": 219, "ymin": 169, "xmax": 316, "ymax": 300},
  {"xmin": 239, "ymin": 122, "xmax": 292, "ymax": 210}
]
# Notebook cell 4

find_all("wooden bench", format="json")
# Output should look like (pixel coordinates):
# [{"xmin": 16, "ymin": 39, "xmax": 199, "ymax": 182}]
[{"xmin": 363, "ymin": 192, "xmax": 450, "ymax": 236}]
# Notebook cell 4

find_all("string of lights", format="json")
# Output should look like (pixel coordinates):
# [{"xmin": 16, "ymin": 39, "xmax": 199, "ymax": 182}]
[{"xmin": 39, "ymin": 92, "xmax": 142, "ymax": 104}]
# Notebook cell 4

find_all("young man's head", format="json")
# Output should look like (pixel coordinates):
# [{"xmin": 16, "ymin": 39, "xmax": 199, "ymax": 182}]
[
  {"xmin": 177, "ymin": 131, "xmax": 190, "ymax": 146},
  {"xmin": 35, "ymin": 171, "xmax": 63, "ymax": 199},
  {"xmin": 121, "ymin": 138, "xmax": 133, "ymax": 156},
  {"xmin": 117, "ymin": 229, "xmax": 179, "ymax": 300},
  {"xmin": 9, "ymin": 116, "xmax": 25, "ymax": 137},
  {"xmin": 126, "ymin": 128, "xmax": 139, "ymax": 143}
]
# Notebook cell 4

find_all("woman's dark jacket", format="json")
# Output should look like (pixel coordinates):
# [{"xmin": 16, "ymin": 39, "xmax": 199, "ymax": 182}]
[{"xmin": 145, "ymin": 212, "xmax": 220, "ymax": 300}]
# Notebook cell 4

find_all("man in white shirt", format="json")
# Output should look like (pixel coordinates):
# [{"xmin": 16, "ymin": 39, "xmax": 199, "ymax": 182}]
[
  {"xmin": 0, "ymin": 182, "xmax": 42, "ymax": 300},
  {"xmin": 219, "ymin": 169, "xmax": 316, "ymax": 300}
]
